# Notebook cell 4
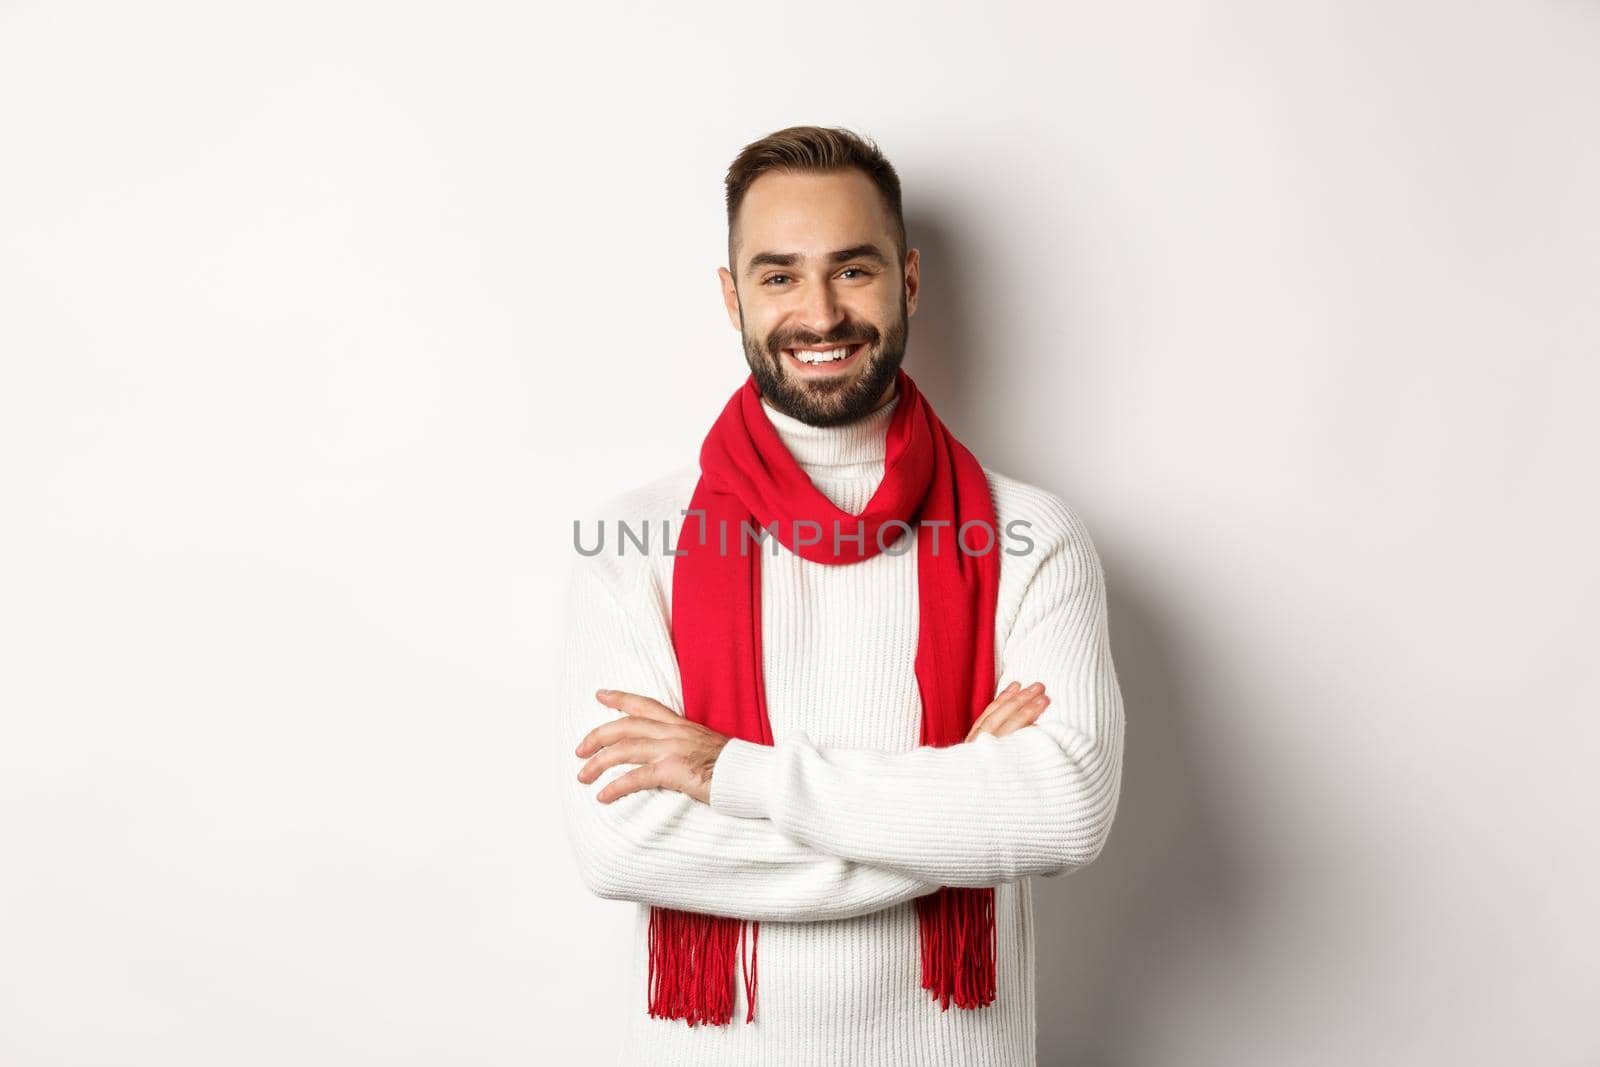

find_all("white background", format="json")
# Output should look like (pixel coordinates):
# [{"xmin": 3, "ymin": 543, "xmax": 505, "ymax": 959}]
[{"xmin": 3, "ymin": 2, "xmax": 1597, "ymax": 1064}]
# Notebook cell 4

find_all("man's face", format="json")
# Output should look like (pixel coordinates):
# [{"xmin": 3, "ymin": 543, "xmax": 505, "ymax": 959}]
[{"xmin": 718, "ymin": 169, "xmax": 920, "ymax": 427}]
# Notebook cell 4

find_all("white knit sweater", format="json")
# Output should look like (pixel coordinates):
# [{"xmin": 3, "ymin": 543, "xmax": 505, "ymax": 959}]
[{"xmin": 557, "ymin": 388, "xmax": 1125, "ymax": 1067}]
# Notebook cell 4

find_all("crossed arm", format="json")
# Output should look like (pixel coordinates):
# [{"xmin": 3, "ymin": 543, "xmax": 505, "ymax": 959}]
[
  {"xmin": 556, "ymin": 551, "xmax": 942, "ymax": 922},
  {"xmin": 555, "ymin": 495, "xmax": 1125, "ymax": 918}
]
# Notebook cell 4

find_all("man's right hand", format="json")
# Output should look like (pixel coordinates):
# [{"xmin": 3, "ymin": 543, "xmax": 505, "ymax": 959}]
[{"xmin": 963, "ymin": 681, "xmax": 1051, "ymax": 742}]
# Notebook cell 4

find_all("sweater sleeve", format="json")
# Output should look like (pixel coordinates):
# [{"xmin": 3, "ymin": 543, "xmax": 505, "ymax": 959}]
[
  {"xmin": 706, "ymin": 493, "xmax": 1126, "ymax": 887},
  {"xmin": 555, "ymin": 529, "xmax": 942, "ymax": 922}
]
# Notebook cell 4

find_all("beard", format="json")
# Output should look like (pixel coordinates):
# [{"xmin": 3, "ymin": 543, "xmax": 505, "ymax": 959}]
[{"xmin": 741, "ymin": 289, "xmax": 909, "ymax": 428}]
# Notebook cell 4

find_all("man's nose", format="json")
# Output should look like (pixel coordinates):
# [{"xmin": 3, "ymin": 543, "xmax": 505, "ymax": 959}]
[{"xmin": 796, "ymin": 281, "xmax": 846, "ymax": 337}]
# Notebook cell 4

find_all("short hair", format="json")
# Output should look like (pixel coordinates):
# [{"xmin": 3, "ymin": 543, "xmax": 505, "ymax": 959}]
[{"xmin": 723, "ymin": 125, "xmax": 907, "ymax": 272}]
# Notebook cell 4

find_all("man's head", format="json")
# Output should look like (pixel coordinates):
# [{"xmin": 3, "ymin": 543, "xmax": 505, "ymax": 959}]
[{"xmin": 718, "ymin": 126, "xmax": 920, "ymax": 427}]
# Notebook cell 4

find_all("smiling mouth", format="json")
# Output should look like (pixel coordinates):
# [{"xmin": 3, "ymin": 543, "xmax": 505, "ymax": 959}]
[{"xmin": 783, "ymin": 341, "xmax": 868, "ymax": 370}]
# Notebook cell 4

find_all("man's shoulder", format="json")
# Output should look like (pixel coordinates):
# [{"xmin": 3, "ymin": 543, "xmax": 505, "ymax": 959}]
[
  {"xmin": 980, "ymin": 468, "xmax": 1110, "ymax": 633},
  {"xmin": 981, "ymin": 467, "xmax": 1110, "ymax": 599},
  {"xmin": 982, "ymin": 466, "xmax": 1098, "ymax": 552}
]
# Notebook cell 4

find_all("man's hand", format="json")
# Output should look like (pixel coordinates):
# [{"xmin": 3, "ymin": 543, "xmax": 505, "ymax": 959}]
[
  {"xmin": 576, "ymin": 681, "xmax": 1048, "ymax": 804},
  {"xmin": 963, "ymin": 681, "xmax": 1051, "ymax": 742},
  {"xmin": 575, "ymin": 689, "xmax": 730, "ymax": 805}
]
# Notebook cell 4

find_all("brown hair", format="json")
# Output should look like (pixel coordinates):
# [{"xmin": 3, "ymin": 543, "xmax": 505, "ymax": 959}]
[{"xmin": 724, "ymin": 125, "xmax": 907, "ymax": 272}]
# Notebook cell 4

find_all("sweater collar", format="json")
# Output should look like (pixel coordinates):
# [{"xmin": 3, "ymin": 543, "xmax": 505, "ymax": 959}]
[{"xmin": 759, "ymin": 387, "xmax": 900, "ymax": 472}]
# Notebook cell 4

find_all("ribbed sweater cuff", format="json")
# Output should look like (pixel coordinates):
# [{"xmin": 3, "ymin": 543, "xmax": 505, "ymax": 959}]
[{"xmin": 709, "ymin": 738, "xmax": 776, "ymax": 820}]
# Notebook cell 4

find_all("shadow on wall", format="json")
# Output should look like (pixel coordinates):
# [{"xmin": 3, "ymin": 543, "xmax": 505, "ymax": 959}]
[
  {"xmin": 1032, "ymin": 575, "xmax": 1246, "ymax": 1066},
  {"xmin": 896, "ymin": 208, "xmax": 983, "ymax": 434},
  {"xmin": 902, "ymin": 209, "xmax": 1248, "ymax": 1065}
]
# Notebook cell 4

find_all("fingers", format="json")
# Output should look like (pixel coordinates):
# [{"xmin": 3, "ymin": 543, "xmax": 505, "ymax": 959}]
[
  {"xmin": 985, "ymin": 682, "xmax": 1023, "ymax": 717},
  {"xmin": 965, "ymin": 681, "xmax": 1050, "ymax": 742},
  {"xmin": 595, "ymin": 689, "xmax": 680, "ymax": 723},
  {"xmin": 596, "ymin": 762, "xmax": 663, "ymax": 804},
  {"xmin": 575, "ymin": 714, "xmax": 677, "ymax": 757},
  {"xmin": 966, "ymin": 681, "xmax": 1038, "ymax": 741},
  {"xmin": 577, "ymin": 738, "xmax": 665, "ymax": 784},
  {"xmin": 991, "ymin": 690, "xmax": 1050, "ymax": 736},
  {"xmin": 594, "ymin": 756, "xmax": 699, "ymax": 804},
  {"xmin": 575, "ymin": 690, "xmax": 682, "ymax": 757},
  {"xmin": 964, "ymin": 681, "xmax": 1022, "ymax": 742}
]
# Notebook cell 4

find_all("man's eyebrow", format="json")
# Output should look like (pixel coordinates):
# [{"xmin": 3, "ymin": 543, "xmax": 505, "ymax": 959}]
[{"xmin": 743, "ymin": 244, "xmax": 891, "ymax": 277}]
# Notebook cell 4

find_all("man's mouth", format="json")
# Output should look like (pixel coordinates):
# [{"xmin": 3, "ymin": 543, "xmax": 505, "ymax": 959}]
[{"xmin": 782, "ymin": 341, "xmax": 868, "ymax": 372}]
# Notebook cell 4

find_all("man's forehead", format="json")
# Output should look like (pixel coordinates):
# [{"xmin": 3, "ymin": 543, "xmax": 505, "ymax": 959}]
[{"xmin": 734, "ymin": 169, "xmax": 893, "ymax": 264}]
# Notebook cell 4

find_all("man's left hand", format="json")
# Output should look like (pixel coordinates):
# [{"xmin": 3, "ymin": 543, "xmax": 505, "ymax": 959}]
[{"xmin": 574, "ymin": 689, "xmax": 730, "ymax": 805}]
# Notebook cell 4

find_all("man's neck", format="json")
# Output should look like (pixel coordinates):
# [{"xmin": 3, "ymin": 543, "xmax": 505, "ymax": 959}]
[{"xmin": 868, "ymin": 378, "xmax": 898, "ymax": 414}]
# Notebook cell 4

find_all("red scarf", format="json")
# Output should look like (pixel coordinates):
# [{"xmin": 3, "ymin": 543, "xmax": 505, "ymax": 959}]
[{"xmin": 655, "ymin": 368, "xmax": 1002, "ymax": 1026}]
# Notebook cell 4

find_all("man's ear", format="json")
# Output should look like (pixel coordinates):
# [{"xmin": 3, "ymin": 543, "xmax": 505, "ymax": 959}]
[
  {"xmin": 717, "ymin": 266, "xmax": 742, "ymax": 331},
  {"xmin": 904, "ymin": 248, "xmax": 921, "ymax": 317}
]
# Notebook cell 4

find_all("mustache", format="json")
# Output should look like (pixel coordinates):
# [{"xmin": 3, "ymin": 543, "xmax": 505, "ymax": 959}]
[{"xmin": 769, "ymin": 326, "xmax": 880, "ymax": 353}]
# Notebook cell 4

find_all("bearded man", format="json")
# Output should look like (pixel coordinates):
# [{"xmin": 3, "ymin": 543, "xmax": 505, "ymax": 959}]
[{"xmin": 559, "ymin": 124, "xmax": 1125, "ymax": 1067}]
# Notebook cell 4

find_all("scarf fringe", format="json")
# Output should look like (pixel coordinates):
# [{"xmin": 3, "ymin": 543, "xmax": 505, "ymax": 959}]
[
  {"xmin": 647, "ymin": 906, "xmax": 759, "ymax": 1026},
  {"xmin": 915, "ymin": 886, "xmax": 998, "ymax": 1010},
  {"xmin": 647, "ymin": 889, "xmax": 995, "ymax": 1026}
]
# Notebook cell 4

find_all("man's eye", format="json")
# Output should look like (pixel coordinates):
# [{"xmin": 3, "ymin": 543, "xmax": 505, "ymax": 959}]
[{"xmin": 762, "ymin": 268, "xmax": 873, "ymax": 286}]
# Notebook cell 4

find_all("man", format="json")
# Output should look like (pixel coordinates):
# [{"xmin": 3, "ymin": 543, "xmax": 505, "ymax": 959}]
[{"xmin": 558, "ymin": 125, "xmax": 1125, "ymax": 1066}]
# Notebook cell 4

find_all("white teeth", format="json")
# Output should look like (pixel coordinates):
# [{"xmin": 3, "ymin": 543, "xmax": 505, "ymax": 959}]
[{"xmin": 791, "ymin": 346, "xmax": 853, "ymax": 364}]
